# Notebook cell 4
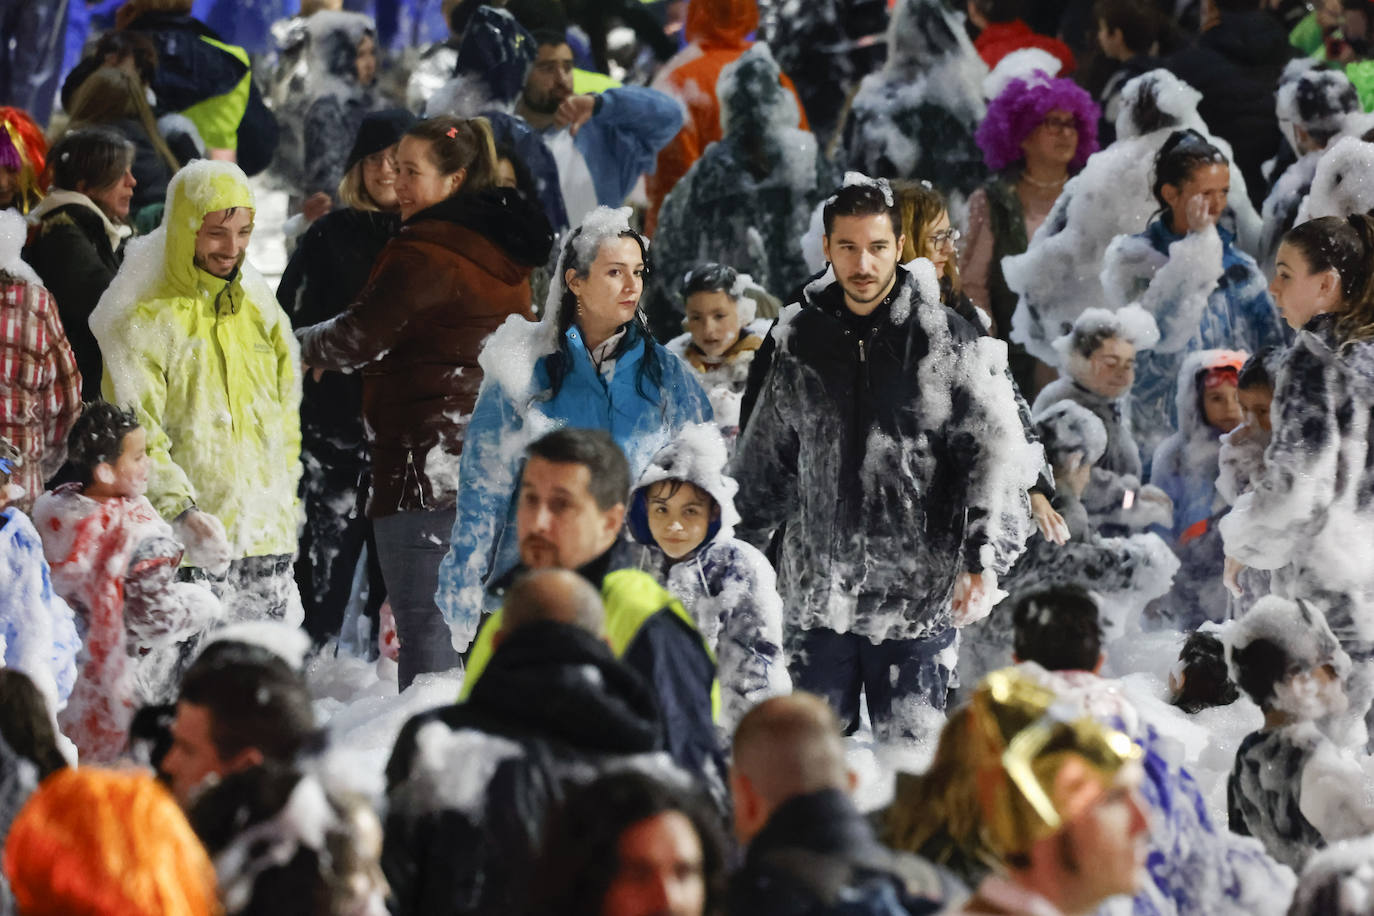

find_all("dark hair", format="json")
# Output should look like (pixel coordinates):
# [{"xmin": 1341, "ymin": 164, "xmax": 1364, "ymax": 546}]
[
  {"xmin": 505, "ymin": 0, "xmax": 569, "ymax": 33},
  {"xmin": 1281, "ymin": 215, "xmax": 1374, "ymax": 342},
  {"xmin": 529, "ymin": 27, "xmax": 569, "ymax": 49},
  {"xmin": 493, "ymin": 140, "xmax": 539, "ymax": 202},
  {"xmin": 1093, "ymin": 0, "xmax": 1161, "ymax": 54},
  {"xmin": 403, "ymin": 115, "xmax": 498, "ymax": 195},
  {"xmin": 680, "ymin": 262, "xmax": 739, "ymax": 300},
  {"xmin": 822, "ymin": 181, "xmax": 900, "ymax": 238},
  {"xmin": 1237, "ymin": 347, "xmax": 1275, "ymax": 391},
  {"xmin": 525, "ymin": 427, "xmax": 631, "ymax": 511},
  {"xmin": 1230, "ymin": 636, "xmax": 1291, "ymax": 709},
  {"xmin": 529, "ymin": 770, "xmax": 727, "ymax": 916},
  {"xmin": 1171, "ymin": 631, "xmax": 1239, "ymax": 713},
  {"xmin": 320, "ymin": 22, "xmax": 376, "ymax": 81},
  {"xmin": 46, "ymin": 126, "xmax": 135, "ymax": 193},
  {"xmin": 177, "ymin": 642, "xmax": 317, "ymax": 764},
  {"xmin": 66, "ymin": 66, "xmax": 180, "ymax": 174},
  {"xmin": 66, "ymin": 401, "xmax": 140, "ymax": 487},
  {"xmin": 1151, "ymin": 129, "xmax": 1227, "ymax": 224},
  {"xmin": 0, "ymin": 669, "xmax": 69, "ymax": 778},
  {"xmin": 1011, "ymin": 586, "xmax": 1102, "ymax": 672},
  {"xmin": 549, "ymin": 226, "xmax": 664, "ymax": 405},
  {"xmin": 970, "ymin": 0, "xmax": 1025, "ymax": 22},
  {"xmin": 94, "ymin": 30, "xmax": 158, "ymax": 85},
  {"xmin": 1070, "ymin": 324, "xmax": 1122, "ymax": 359}
]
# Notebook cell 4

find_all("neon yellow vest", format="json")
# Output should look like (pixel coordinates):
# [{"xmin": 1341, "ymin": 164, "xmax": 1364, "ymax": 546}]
[{"xmin": 458, "ymin": 569, "xmax": 721, "ymax": 723}]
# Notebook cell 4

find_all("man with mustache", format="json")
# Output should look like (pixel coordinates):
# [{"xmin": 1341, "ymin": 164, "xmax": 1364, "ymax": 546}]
[
  {"xmin": 732, "ymin": 176, "xmax": 1042, "ymax": 746},
  {"xmin": 459, "ymin": 426, "xmax": 724, "ymax": 794}
]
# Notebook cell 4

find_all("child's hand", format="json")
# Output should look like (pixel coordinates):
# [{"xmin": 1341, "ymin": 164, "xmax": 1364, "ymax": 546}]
[
  {"xmin": 1030, "ymin": 492, "xmax": 1069, "ymax": 545},
  {"xmin": 1184, "ymin": 193, "xmax": 1218, "ymax": 234},
  {"xmin": 175, "ymin": 510, "xmax": 232, "ymax": 576},
  {"xmin": 1223, "ymin": 556, "xmax": 1245, "ymax": 598}
]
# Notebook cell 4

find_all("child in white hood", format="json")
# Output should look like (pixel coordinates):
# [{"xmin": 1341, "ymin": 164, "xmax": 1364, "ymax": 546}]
[{"xmin": 626, "ymin": 424, "xmax": 790, "ymax": 729}]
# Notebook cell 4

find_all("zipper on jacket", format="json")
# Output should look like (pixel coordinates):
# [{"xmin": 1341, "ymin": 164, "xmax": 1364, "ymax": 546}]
[
  {"xmin": 859, "ymin": 338, "xmax": 866, "ymax": 363},
  {"xmin": 404, "ymin": 449, "xmax": 428, "ymax": 511}
]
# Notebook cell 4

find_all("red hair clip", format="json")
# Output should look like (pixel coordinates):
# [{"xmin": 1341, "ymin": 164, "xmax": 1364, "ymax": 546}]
[{"xmin": 446, "ymin": 126, "xmax": 459, "ymax": 139}]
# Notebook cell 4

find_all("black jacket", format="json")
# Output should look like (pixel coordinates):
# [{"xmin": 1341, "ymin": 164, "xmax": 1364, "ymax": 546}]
[
  {"xmin": 729, "ymin": 789, "xmax": 955, "ymax": 916},
  {"xmin": 1165, "ymin": 11, "xmax": 1298, "ymax": 208},
  {"xmin": 109, "ymin": 117, "xmax": 177, "ymax": 214},
  {"xmin": 22, "ymin": 202, "xmax": 122, "ymax": 400},
  {"xmin": 278, "ymin": 207, "xmax": 399, "ymax": 465},
  {"xmin": 383, "ymin": 620, "xmax": 666, "ymax": 916},
  {"xmin": 733, "ymin": 268, "xmax": 1039, "ymax": 643}
]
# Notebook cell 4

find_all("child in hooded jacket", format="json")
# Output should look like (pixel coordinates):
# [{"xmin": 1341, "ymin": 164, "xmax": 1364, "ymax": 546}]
[
  {"xmin": 626, "ymin": 424, "xmax": 790, "ymax": 730},
  {"xmin": 1218, "ymin": 349, "xmax": 1280, "ymax": 617},
  {"xmin": 31, "ymin": 403, "xmax": 221, "ymax": 762},
  {"xmin": 1147, "ymin": 349, "xmax": 1247, "ymax": 629}
]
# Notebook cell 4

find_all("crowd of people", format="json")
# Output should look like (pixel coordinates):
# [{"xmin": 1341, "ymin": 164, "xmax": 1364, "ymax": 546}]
[{"xmin": 5, "ymin": 0, "xmax": 1374, "ymax": 913}]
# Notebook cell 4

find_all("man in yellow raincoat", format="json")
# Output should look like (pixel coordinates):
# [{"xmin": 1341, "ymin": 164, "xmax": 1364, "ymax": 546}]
[{"xmin": 91, "ymin": 159, "xmax": 303, "ymax": 623}]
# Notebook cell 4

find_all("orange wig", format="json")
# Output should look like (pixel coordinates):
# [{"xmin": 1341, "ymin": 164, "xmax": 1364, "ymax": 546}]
[
  {"xmin": 0, "ymin": 107, "xmax": 47, "ymax": 213},
  {"xmin": 3, "ymin": 768, "xmax": 220, "ymax": 916}
]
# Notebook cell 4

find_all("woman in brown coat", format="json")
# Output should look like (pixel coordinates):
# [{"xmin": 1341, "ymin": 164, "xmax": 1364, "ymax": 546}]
[{"xmin": 298, "ymin": 115, "xmax": 553, "ymax": 687}]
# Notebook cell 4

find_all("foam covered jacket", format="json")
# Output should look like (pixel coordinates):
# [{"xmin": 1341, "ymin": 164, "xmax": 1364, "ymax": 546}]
[
  {"xmin": 1101, "ymin": 218, "xmax": 1286, "ymax": 467},
  {"xmin": 728, "ymin": 789, "xmax": 954, "ymax": 916},
  {"xmin": 626, "ymin": 428, "xmax": 791, "ymax": 729},
  {"xmin": 297, "ymin": 188, "xmax": 553, "ymax": 517},
  {"xmin": 1220, "ymin": 315, "xmax": 1374, "ymax": 653},
  {"xmin": 0, "ymin": 507, "xmax": 79, "ymax": 709},
  {"xmin": 1031, "ymin": 377, "xmax": 1144, "ymax": 525},
  {"xmin": 383, "ymin": 619, "xmax": 667, "ymax": 916},
  {"xmin": 92, "ymin": 164, "xmax": 301, "ymax": 558},
  {"xmin": 643, "ymin": 0, "xmax": 809, "ymax": 234},
  {"xmin": 733, "ymin": 266, "xmax": 1041, "ymax": 642}
]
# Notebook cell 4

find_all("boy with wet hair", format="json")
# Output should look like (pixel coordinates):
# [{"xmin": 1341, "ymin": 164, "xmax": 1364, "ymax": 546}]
[{"xmin": 33, "ymin": 402, "xmax": 220, "ymax": 762}]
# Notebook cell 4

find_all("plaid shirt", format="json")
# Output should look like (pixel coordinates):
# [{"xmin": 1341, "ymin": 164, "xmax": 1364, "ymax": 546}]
[{"xmin": 0, "ymin": 277, "xmax": 82, "ymax": 511}]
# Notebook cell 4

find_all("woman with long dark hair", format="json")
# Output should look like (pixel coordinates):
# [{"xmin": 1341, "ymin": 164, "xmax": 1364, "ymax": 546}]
[
  {"xmin": 435, "ymin": 206, "xmax": 713, "ymax": 655},
  {"xmin": 297, "ymin": 114, "xmax": 553, "ymax": 688}
]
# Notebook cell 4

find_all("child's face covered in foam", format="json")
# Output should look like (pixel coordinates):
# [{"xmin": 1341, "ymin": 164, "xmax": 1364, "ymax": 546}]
[
  {"xmin": 685, "ymin": 290, "xmax": 742, "ymax": 359},
  {"xmin": 1273, "ymin": 663, "xmax": 1348, "ymax": 721},
  {"xmin": 646, "ymin": 480, "xmax": 717, "ymax": 560}
]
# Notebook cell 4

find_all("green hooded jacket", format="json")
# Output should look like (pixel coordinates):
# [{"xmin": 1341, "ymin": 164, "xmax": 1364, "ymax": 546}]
[{"xmin": 92, "ymin": 161, "xmax": 302, "ymax": 559}]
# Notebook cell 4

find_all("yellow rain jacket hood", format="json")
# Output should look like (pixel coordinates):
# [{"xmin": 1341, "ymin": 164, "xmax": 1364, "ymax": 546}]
[{"xmin": 91, "ymin": 160, "xmax": 302, "ymax": 559}]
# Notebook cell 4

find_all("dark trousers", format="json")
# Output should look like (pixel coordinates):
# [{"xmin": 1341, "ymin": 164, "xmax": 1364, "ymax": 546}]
[
  {"xmin": 295, "ymin": 458, "xmax": 386, "ymax": 648},
  {"xmin": 374, "ymin": 508, "xmax": 461, "ymax": 690},
  {"xmin": 787, "ymin": 626, "xmax": 958, "ymax": 743}
]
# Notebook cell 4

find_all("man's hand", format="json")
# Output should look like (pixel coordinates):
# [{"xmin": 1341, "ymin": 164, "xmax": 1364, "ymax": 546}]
[
  {"xmin": 555, "ymin": 94, "xmax": 598, "ymax": 136},
  {"xmin": 951, "ymin": 571, "xmax": 1001, "ymax": 627},
  {"xmin": 302, "ymin": 191, "xmax": 333, "ymax": 223},
  {"xmin": 1030, "ymin": 492, "xmax": 1069, "ymax": 545}
]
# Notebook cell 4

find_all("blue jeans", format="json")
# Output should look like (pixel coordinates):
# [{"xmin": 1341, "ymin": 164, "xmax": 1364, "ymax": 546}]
[
  {"xmin": 374, "ymin": 508, "xmax": 460, "ymax": 690},
  {"xmin": 787, "ymin": 626, "xmax": 958, "ymax": 743}
]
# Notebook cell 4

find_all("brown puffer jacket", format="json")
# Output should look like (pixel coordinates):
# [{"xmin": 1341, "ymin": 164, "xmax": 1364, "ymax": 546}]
[{"xmin": 297, "ymin": 186, "xmax": 553, "ymax": 517}]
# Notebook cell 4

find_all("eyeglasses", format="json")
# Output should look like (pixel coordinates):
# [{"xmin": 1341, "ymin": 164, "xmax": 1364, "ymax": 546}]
[
  {"xmin": 929, "ymin": 227, "xmax": 961, "ymax": 248},
  {"xmin": 1038, "ymin": 116, "xmax": 1079, "ymax": 135}
]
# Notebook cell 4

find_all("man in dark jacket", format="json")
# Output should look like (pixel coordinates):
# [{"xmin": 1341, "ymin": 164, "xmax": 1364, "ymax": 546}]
[
  {"xmin": 458, "ymin": 428, "xmax": 724, "ymax": 793},
  {"xmin": 383, "ymin": 568, "xmax": 670, "ymax": 916},
  {"xmin": 1164, "ymin": 0, "xmax": 1299, "ymax": 208},
  {"xmin": 733, "ymin": 178, "xmax": 1041, "ymax": 743},
  {"xmin": 729, "ymin": 693, "xmax": 957, "ymax": 915}
]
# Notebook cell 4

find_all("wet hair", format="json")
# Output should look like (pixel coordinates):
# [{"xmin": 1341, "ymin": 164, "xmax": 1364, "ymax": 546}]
[
  {"xmin": 891, "ymin": 179, "xmax": 961, "ymax": 291},
  {"xmin": 549, "ymin": 226, "xmax": 664, "ymax": 404},
  {"xmin": 0, "ymin": 669, "xmax": 69, "ymax": 778},
  {"xmin": 681, "ymin": 262, "xmax": 740, "ymax": 300},
  {"xmin": 1281, "ymin": 215, "xmax": 1374, "ymax": 343},
  {"xmin": 66, "ymin": 66, "xmax": 180, "ymax": 173},
  {"xmin": 1171, "ymin": 631, "xmax": 1238, "ymax": 713},
  {"xmin": 1237, "ymin": 347, "xmax": 1276, "ymax": 391},
  {"xmin": 524, "ymin": 427, "xmax": 631, "ymax": 511},
  {"xmin": 46, "ymin": 127, "xmax": 135, "ymax": 196},
  {"xmin": 1150, "ymin": 129, "xmax": 1227, "ymax": 225},
  {"xmin": 67, "ymin": 401, "xmax": 140, "ymax": 487},
  {"xmin": 970, "ymin": 0, "xmax": 1025, "ymax": 22},
  {"xmin": 822, "ymin": 181, "xmax": 900, "ymax": 238},
  {"xmin": 1093, "ymin": 0, "xmax": 1162, "ymax": 54},
  {"xmin": 402, "ymin": 115, "xmax": 498, "ymax": 195},
  {"xmin": 1012, "ymin": 586, "xmax": 1103, "ymax": 672},
  {"xmin": 528, "ymin": 770, "xmax": 727, "ymax": 916},
  {"xmin": 177, "ymin": 642, "xmax": 318, "ymax": 765},
  {"xmin": 1070, "ymin": 324, "xmax": 1121, "ymax": 359},
  {"xmin": 1229, "ymin": 635, "xmax": 1293, "ymax": 709}
]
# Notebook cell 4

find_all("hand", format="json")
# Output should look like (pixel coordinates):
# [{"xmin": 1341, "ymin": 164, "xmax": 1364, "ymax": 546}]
[
  {"xmin": 951, "ymin": 571, "xmax": 1001, "ymax": 627},
  {"xmin": 1139, "ymin": 485, "xmax": 1174, "ymax": 513},
  {"xmin": 302, "ymin": 191, "xmax": 333, "ymax": 223},
  {"xmin": 175, "ymin": 509, "xmax": 233, "ymax": 576},
  {"xmin": 1030, "ymin": 492, "xmax": 1069, "ymax": 545},
  {"xmin": 1184, "ymin": 193, "xmax": 1217, "ymax": 234},
  {"xmin": 1224, "ymin": 556, "xmax": 1245, "ymax": 598},
  {"xmin": 554, "ymin": 94, "xmax": 597, "ymax": 135}
]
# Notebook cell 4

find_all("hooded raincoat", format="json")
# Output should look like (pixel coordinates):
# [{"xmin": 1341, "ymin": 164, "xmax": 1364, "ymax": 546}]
[
  {"xmin": 90, "ymin": 160, "xmax": 302, "ymax": 561},
  {"xmin": 0, "ymin": 507, "xmax": 80, "ymax": 711},
  {"xmin": 626, "ymin": 425, "xmax": 790, "ymax": 729}
]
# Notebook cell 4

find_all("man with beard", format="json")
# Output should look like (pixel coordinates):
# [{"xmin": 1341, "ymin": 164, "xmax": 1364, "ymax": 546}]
[
  {"xmin": 732, "ymin": 177, "xmax": 1042, "ymax": 744},
  {"xmin": 511, "ymin": 30, "xmax": 681, "ymax": 225},
  {"xmin": 90, "ymin": 160, "xmax": 301, "ymax": 622},
  {"xmin": 459, "ymin": 427, "xmax": 723, "ymax": 791}
]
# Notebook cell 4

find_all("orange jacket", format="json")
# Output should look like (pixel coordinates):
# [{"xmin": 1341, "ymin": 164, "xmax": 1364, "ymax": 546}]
[{"xmin": 643, "ymin": 0, "xmax": 808, "ymax": 235}]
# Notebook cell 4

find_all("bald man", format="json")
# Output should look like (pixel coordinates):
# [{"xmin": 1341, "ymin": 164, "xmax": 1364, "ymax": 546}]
[
  {"xmin": 498, "ymin": 568, "xmax": 607, "ymax": 642},
  {"xmin": 728, "ymin": 694, "xmax": 957, "ymax": 915}
]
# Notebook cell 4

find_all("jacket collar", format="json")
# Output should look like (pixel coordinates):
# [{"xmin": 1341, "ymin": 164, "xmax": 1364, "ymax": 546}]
[
  {"xmin": 747, "ymin": 789, "xmax": 884, "ymax": 861},
  {"xmin": 28, "ymin": 189, "xmax": 132, "ymax": 252}
]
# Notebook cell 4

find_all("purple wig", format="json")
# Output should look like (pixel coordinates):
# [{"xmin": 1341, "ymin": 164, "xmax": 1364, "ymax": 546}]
[
  {"xmin": 0, "ymin": 131, "xmax": 20, "ymax": 172},
  {"xmin": 975, "ymin": 72, "xmax": 1101, "ymax": 173}
]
